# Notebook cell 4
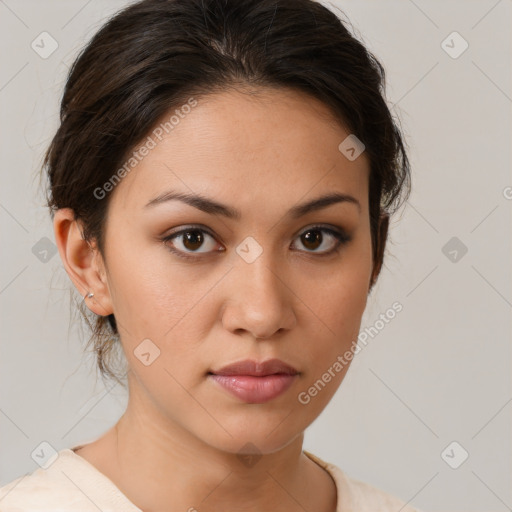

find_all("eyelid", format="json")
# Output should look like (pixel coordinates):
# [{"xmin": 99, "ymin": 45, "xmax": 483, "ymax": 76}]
[
  {"xmin": 291, "ymin": 223, "xmax": 349, "ymax": 242},
  {"xmin": 163, "ymin": 224, "xmax": 217, "ymax": 239}
]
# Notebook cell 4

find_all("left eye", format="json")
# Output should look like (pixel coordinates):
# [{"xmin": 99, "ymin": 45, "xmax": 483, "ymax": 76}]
[{"xmin": 290, "ymin": 226, "xmax": 350, "ymax": 255}]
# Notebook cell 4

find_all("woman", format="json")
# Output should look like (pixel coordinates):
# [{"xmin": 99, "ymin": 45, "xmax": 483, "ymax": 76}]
[{"xmin": 0, "ymin": 0, "xmax": 419, "ymax": 510}]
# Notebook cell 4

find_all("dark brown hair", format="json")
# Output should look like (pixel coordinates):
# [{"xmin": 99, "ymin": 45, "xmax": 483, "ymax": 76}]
[{"xmin": 43, "ymin": 0, "xmax": 411, "ymax": 388}]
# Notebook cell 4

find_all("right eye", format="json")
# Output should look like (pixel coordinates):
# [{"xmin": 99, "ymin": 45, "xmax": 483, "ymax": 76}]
[{"xmin": 161, "ymin": 226, "xmax": 225, "ymax": 260}]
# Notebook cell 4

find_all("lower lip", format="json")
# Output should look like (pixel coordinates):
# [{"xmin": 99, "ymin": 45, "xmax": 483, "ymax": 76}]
[{"xmin": 208, "ymin": 374, "xmax": 298, "ymax": 403}]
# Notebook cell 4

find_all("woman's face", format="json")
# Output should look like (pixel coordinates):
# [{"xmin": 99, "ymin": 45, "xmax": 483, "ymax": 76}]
[{"xmin": 90, "ymin": 87, "xmax": 373, "ymax": 454}]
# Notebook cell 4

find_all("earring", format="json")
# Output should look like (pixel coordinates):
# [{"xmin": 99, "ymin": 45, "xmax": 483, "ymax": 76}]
[{"xmin": 84, "ymin": 292, "xmax": 94, "ymax": 300}]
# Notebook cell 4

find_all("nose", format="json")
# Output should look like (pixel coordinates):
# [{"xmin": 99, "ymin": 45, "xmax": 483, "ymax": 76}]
[{"xmin": 221, "ymin": 251, "xmax": 297, "ymax": 339}]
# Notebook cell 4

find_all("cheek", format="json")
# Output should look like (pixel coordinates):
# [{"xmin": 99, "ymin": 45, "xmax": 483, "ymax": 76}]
[
  {"xmin": 105, "ymin": 240, "xmax": 221, "ymax": 384},
  {"xmin": 298, "ymin": 238, "xmax": 372, "ymax": 337},
  {"xmin": 105, "ymin": 237, "xmax": 197, "ymax": 333},
  {"xmin": 294, "ymin": 238, "xmax": 372, "ymax": 392},
  {"xmin": 293, "ymin": 268, "xmax": 369, "ymax": 413}
]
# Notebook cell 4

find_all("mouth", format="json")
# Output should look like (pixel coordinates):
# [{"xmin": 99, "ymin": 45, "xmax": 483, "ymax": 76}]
[{"xmin": 207, "ymin": 359, "xmax": 299, "ymax": 404}]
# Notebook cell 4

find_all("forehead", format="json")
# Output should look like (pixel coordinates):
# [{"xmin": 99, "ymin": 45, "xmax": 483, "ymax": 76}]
[{"xmin": 110, "ymin": 87, "xmax": 370, "ymax": 213}]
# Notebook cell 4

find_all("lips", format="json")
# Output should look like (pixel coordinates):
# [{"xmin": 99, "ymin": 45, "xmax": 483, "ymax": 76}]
[
  {"xmin": 208, "ymin": 358, "xmax": 299, "ymax": 403},
  {"xmin": 208, "ymin": 358, "xmax": 299, "ymax": 377}
]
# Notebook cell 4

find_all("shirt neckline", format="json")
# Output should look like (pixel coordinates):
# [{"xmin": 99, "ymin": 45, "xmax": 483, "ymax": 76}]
[
  {"xmin": 59, "ymin": 447, "xmax": 143, "ymax": 510},
  {"xmin": 61, "ymin": 446, "xmax": 348, "ymax": 510}
]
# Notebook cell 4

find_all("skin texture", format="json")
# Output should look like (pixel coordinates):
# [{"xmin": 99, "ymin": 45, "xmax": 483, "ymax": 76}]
[{"xmin": 54, "ymin": 86, "xmax": 387, "ymax": 512}]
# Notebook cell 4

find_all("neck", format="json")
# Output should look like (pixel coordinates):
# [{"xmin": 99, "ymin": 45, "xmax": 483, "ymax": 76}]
[
  {"xmin": 76, "ymin": 375, "xmax": 337, "ymax": 512},
  {"xmin": 113, "ymin": 409, "xmax": 311, "ymax": 510}
]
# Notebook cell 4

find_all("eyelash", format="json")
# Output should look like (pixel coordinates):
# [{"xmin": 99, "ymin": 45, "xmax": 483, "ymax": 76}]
[{"xmin": 161, "ymin": 224, "xmax": 352, "ymax": 261}]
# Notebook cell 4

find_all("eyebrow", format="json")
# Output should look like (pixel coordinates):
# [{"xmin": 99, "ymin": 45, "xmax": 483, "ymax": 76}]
[{"xmin": 144, "ymin": 190, "xmax": 361, "ymax": 219}]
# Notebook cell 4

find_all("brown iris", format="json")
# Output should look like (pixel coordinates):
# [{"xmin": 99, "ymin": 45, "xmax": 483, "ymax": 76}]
[
  {"xmin": 301, "ymin": 229, "xmax": 322, "ymax": 251},
  {"xmin": 182, "ymin": 230, "xmax": 204, "ymax": 251}
]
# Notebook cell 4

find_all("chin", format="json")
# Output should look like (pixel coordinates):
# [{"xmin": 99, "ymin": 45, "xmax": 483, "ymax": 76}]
[{"xmin": 191, "ymin": 412, "xmax": 307, "ymax": 457}]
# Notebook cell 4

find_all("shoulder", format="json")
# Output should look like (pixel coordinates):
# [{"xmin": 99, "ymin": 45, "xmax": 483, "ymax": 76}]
[
  {"xmin": 0, "ymin": 467, "xmax": 84, "ymax": 511},
  {"xmin": 0, "ymin": 449, "xmax": 130, "ymax": 512},
  {"xmin": 303, "ymin": 450, "xmax": 423, "ymax": 512},
  {"xmin": 340, "ymin": 472, "xmax": 422, "ymax": 511}
]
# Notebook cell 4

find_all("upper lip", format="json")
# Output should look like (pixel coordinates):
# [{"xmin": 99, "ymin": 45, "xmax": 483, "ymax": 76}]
[{"xmin": 209, "ymin": 358, "xmax": 299, "ymax": 377}]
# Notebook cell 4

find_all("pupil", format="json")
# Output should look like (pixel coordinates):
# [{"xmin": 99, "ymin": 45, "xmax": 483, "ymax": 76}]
[
  {"xmin": 183, "ymin": 231, "xmax": 203, "ymax": 251},
  {"xmin": 303, "ymin": 230, "xmax": 321, "ymax": 250}
]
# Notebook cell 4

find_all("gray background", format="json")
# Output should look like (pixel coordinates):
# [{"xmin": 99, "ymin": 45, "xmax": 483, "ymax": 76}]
[{"xmin": 0, "ymin": 1, "xmax": 510, "ymax": 510}]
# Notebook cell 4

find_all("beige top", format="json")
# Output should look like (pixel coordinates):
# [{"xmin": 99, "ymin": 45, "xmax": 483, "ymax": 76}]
[{"xmin": 0, "ymin": 447, "xmax": 422, "ymax": 511}]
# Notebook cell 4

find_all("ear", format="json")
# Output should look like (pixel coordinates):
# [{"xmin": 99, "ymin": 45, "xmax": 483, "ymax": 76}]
[
  {"xmin": 53, "ymin": 208, "xmax": 113, "ymax": 317},
  {"xmin": 369, "ymin": 211, "xmax": 389, "ymax": 292}
]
